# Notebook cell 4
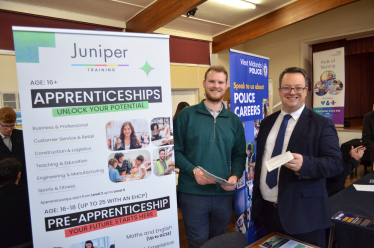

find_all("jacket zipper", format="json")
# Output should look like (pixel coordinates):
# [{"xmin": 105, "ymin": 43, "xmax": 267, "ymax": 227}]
[
  {"xmin": 197, "ymin": 110, "xmax": 228, "ymax": 143},
  {"xmin": 213, "ymin": 118, "xmax": 216, "ymax": 143}
]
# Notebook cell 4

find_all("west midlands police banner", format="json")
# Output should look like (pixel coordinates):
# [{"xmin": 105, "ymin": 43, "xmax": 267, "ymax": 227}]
[
  {"xmin": 230, "ymin": 49, "xmax": 269, "ymax": 244},
  {"xmin": 313, "ymin": 47, "xmax": 345, "ymax": 126},
  {"xmin": 13, "ymin": 27, "xmax": 179, "ymax": 248}
]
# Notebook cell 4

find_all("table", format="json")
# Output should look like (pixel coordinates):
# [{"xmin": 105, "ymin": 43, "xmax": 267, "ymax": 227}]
[
  {"xmin": 246, "ymin": 232, "xmax": 318, "ymax": 248},
  {"xmin": 340, "ymin": 139, "xmax": 372, "ymax": 173},
  {"xmin": 152, "ymin": 136, "xmax": 173, "ymax": 146},
  {"xmin": 329, "ymin": 172, "xmax": 374, "ymax": 248}
]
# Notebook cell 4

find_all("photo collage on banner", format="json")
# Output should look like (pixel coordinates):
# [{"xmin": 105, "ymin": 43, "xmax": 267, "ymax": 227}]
[
  {"xmin": 13, "ymin": 27, "xmax": 179, "ymax": 247},
  {"xmin": 313, "ymin": 47, "xmax": 345, "ymax": 126},
  {"xmin": 229, "ymin": 50, "xmax": 269, "ymax": 244}
]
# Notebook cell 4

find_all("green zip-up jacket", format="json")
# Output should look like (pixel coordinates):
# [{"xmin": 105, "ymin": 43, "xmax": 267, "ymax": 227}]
[{"xmin": 174, "ymin": 100, "xmax": 246, "ymax": 196}]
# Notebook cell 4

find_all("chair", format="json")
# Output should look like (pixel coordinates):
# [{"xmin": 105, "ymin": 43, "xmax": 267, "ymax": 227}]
[{"xmin": 200, "ymin": 232, "xmax": 249, "ymax": 248}]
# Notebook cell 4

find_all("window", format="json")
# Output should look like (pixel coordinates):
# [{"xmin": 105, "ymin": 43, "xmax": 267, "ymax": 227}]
[{"xmin": 1, "ymin": 92, "xmax": 20, "ymax": 110}]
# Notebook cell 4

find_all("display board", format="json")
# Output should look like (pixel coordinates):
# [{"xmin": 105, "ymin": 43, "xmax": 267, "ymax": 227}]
[
  {"xmin": 13, "ymin": 26, "xmax": 179, "ymax": 248},
  {"xmin": 313, "ymin": 47, "xmax": 345, "ymax": 127},
  {"xmin": 229, "ymin": 49, "xmax": 269, "ymax": 244}
]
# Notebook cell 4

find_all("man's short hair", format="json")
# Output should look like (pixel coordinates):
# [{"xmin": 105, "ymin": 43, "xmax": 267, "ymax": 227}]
[
  {"xmin": 159, "ymin": 149, "xmax": 165, "ymax": 154},
  {"xmin": 0, "ymin": 107, "xmax": 17, "ymax": 123},
  {"xmin": 114, "ymin": 153, "xmax": 124, "ymax": 161},
  {"xmin": 279, "ymin": 67, "xmax": 308, "ymax": 87},
  {"xmin": 0, "ymin": 158, "xmax": 22, "ymax": 185},
  {"xmin": 204, "ymin": 65, "xmax": 228, "ymax": 83}
]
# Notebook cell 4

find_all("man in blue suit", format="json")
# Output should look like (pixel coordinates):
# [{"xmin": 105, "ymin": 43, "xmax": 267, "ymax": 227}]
[{"xmin": 251, "ymin": 67, "xmax": 344, "ymax": 248}]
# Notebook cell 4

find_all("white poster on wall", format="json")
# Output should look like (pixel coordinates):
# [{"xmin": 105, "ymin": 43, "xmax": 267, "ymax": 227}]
[
  {"xmin": 313, "ymin": 47, "xmax": 345, "ymax": 126},
  {"xmin": 13, "ymin": 26, "xmax": 179, "ymax": 248}
]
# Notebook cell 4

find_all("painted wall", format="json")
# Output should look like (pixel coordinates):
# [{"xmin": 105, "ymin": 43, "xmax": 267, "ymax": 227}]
[
  {"xmin": 337, "ymin": 130, "xmax": 362, "ymax": 147},
  {"xmin": 217, "ymin": 0, "xmax": 374, "ymax": 112},
  {"xmin": 170, "ymin": 64, "xmax": 209, "ymax": 101},
  {"xmin": 0, "ymin": 52, "xmax": 18, "ymax": 92}
]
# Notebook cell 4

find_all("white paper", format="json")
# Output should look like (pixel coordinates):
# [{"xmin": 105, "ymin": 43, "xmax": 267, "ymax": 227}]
[
  {"xmin": 353, "ymin": 184, "xmax": 374, "ymax": 192},
  {"xmin": 264, "ymin": 151, "xmax": 294, "ymax": 172},
  {"xmin": 198, "ymin": 166, "xmax": 235, "ymax": 186}
]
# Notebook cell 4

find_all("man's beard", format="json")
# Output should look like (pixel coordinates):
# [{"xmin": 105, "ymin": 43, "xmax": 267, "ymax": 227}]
[{"xmin": 206, "ymin": 91, "xmax": 224, "ymax": 102}]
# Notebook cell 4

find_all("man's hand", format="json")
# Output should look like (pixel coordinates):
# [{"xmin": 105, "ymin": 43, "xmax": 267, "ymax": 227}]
[
  {"xmin": 221, "ymin": 176, "xmax": 237, "ymax": 191},
  {"xmin": 284, "ymin": 153, "xmax": 303, "ymax": 172},
  {"xmin": 349, "ymin": 145, "xmax": 366, "ymax": 161},
  {"xmin": 165, "ymin": 167, "xmax": 173, "ymax": 174},
  {"xmin": 194, "ymin": 168, "xmax": 216, "ymax": 185}
]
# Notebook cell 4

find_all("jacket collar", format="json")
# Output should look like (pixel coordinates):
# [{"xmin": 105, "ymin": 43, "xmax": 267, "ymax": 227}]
[
  {"xmin": 286, "ymin": 107, "xmax": 312, "ymax": 151},
  {"xmin": 197, "ymin": 100, "xmax": 230, "ymax": 117}
]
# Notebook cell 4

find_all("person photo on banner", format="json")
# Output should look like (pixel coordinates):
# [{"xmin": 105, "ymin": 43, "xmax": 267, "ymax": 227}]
[
  {"xmin": 174, "ymin": 65, "xmax": 246, "ymax": 248},
  {"xmin": 150, "ymin": 117, "xmax": 173, "ymax": 148},
  {"xmin": 85, "ymin": 240, "xmax": 94, "ymax": 248},
  {"xmin": 246, "ymin": 143, "xmax": 255, "ymax": 166},
  {"xmin": 116, "ymin": 121, "xmax": 141, "ymax": 150},
  {"xmin": 114, "ymin": 153, "xmax": 132, "ymax": 175},
  {"xmin": 108, "ymin": 158, "xmax": 125, "ymax": 183},
  {"xmin": 314, "ymin": 81, "xmax": 325, "ymax": 96},
  {"xmin": 153, "ymin": 148, "xmax": 175, "ymax": 177},
  {"xmin": 329, "ymin": 80, "xmax": 343, "ymax": 95},
  {"xmin": 130, "ymin": 155, "xmax": 146, "ymax": 180},
  {"xmin": 254, "ymin": 120, "xmax": 261, "ymax": 140},
  {"xmin": 252, "ymin": 67, "xmax": 343, "ymax": 248},
  {"xmin": 321, "ymin": 71, "xmax": 335, "ymax": 94},
  {"xmin": 248, "ymin": 165, "xmax": 255, "ymax": 181},
  {"xmin": 263, "ymin": 99, "xmax": 270, "ymax": 119}
]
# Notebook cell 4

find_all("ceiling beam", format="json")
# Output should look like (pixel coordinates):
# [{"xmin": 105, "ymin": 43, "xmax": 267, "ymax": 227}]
[
  {"xmin": 126, "ymin": 0, "xmax": 207, "ymax": 33},
  {"xmin": 212, "ymin": 0, "xmax": 360, "ymax": 53}
]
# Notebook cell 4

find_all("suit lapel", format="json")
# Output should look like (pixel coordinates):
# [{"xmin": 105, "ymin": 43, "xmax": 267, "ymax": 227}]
[
  {"xmin": 287, "ymin": 107, "xmax": 312, "ymax": 152},
  {"xmin": 0, "ymin": 133, "xmax": 12, "ymax": 152}
]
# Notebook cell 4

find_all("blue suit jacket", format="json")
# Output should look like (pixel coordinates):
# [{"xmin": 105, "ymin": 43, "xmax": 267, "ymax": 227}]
[{"xmin": 251, "ymin": 107, "xmax": 344, "ymax": 234}]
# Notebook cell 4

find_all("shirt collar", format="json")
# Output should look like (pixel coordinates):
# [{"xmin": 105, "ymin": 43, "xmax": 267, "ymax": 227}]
[
  {"xmin": 204, "ymin": 101, "xmax": 223, "ymax": 114},
  {"xmin": 281, "ymin": 104, "xmax": 305, "ymax": 121},
  {"xmin": 0, "ymin": 132, "xmax": 11, "ymax": 139}
]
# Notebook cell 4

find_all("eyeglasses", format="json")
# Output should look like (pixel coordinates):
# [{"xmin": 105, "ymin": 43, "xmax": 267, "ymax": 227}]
[
  {"xmin": 280, "ymin": 87, "xmax": 306, "ymax": 94},
  {"xmin": 0, "ymin": 123, "xmax": 16, "ymax": 129}
]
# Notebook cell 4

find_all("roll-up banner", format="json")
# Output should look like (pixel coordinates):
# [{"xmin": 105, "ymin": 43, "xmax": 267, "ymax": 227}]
[
  {"xmin": 313, "ymin": 47, "xmax": 345, "ymax": 127},
  {"xmin": 229, "ymin": 49, "xmax": 269, "ymax": 244},
  {"xmin": 12, "ymin": 26, "xmax": 179, "ymax": 247}
]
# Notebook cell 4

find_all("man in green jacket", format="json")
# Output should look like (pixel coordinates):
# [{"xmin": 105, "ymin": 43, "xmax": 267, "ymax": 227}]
[{"xmin": 174, "ymin": 65, "xmax": 246, "ymax": 248}]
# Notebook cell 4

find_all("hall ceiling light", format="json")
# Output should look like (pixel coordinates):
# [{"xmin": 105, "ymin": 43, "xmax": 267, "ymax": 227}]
[
  {"xmin": 243, "ymin": 0, "xmax": 260, "ymax": 3},
  {"xmin": 111, "ymin": 0, "xmax": 145, "ymax": 8},
  {"xmin": 211, "ymin": 0, "xmax": 256, "ymax": 9}
]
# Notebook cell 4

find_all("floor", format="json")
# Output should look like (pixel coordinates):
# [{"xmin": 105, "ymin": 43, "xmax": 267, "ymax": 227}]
[{"xmin": 177, "ymin": 164, "xmax": 372, "ymax": 248}]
